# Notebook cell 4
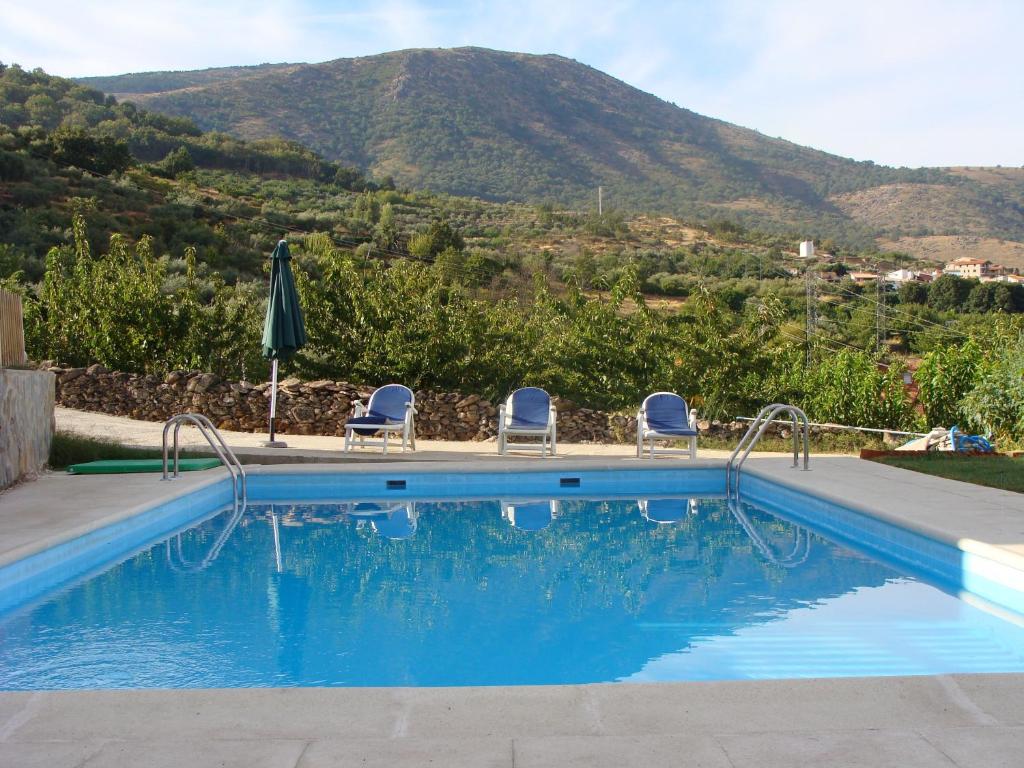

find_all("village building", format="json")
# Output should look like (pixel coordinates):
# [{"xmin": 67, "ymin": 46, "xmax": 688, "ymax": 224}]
[
  {"xmin": 846, "ymin": 270, "xmax": 878, "ymax": 284},
  {"xmin": 943, "ymin": 257, "xmax": 993, "ymax": 279}
]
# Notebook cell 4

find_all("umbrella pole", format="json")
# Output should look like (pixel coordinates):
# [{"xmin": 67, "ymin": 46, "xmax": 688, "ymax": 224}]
[
  {"xmin": 269, "ymin": 358, "xmax": 278, "ymax": 440},
  {"xmin": 262, "ymin": 358, "xmax": 288, "ymax": 447}
]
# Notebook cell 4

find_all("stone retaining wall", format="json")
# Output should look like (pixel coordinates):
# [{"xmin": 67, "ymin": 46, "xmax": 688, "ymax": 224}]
[
  {"xmin": 47, "ymin": 364, "xmax": 821, "ymax": 445},
  {"xmin": 1, "ymin": 369, "xmax": 55, "ymax": 488}
]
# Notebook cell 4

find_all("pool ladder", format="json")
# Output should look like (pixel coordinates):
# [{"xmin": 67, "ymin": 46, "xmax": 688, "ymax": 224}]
[
  {"xmin": 726, "ymin": 496, "xmax": 811, "ymax": 567},
  {"xmin": 162, "ymin": 413, "xmax": 247, "ymax": 507},
  {"xmin": 726, "ymin": 403, "xmax": 810, "ymax": 496}
]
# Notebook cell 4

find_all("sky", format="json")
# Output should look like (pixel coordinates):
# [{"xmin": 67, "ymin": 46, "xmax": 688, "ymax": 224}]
[{"xmin": 2, "ymin": 0, "xmax": 1021, "ymax": 168}]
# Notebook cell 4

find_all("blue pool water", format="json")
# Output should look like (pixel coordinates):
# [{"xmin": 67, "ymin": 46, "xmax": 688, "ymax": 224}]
[{"xmin": 2, "ymin": 492, "xmax": 1024, "ymax": 689}]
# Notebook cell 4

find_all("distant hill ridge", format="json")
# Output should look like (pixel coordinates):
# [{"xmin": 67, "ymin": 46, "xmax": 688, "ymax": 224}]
[{"xmin": 79, "ymin": 47, "xmax": 1024, "ymax": 249}]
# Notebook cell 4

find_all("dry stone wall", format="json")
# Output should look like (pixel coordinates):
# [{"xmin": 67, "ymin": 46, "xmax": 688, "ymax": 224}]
[
  {"xmin": 1, "ymin": 369, "xmax": 55, "ymax": 488},
  {"xmin": 46, "ymin": 364, "xmax": 795, "ymax": 444}
]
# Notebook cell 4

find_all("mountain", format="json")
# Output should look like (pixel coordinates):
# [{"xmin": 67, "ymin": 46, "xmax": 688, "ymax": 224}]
[{"xmin": 77, "ymin": 47, "xmax": 1024, "ymax": 250}]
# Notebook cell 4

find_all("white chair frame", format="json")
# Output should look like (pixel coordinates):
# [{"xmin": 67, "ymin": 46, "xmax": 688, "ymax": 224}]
[
  {"xmin": 500, "ymin": 499, "xmax": 561, "ymax": 529},
  {"xmin": 637, "ymin": 392, "xmax": 698, "ymax": 459},
  {"xmin": 638, "ymin": 497, "xmax": 701, "ymax": 523},
  {"xmin": 497, "ymin": 392, "xmax": 557, "ymax": 457},
  {"xmin": 343, "ymin": 388, "xmax": 417, "ymax": 454}
]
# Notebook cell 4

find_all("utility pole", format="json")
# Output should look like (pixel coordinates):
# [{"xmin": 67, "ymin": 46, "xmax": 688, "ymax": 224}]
[
  {"xmin": 598, "ymin": 186, "xmax": 603, "ymax": 216},
  {"xmin": 805, "ymin": 262, "xmax": 817, "ymax": 366},
  {"xmin": 875, "ymin": 270, "xmax": 886, "ymax": 353}
]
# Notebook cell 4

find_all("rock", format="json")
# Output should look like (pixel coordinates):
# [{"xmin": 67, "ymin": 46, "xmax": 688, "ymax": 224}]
[
  {"xmin": 289, "ymin": 405, "xmax": 315, "ymax": 423},
  {"xmin": 53, "ymin": 367, "xmax": 644, "ymax": 446},
  {"xmin": 86, "ymin": 363, "xmax": 108, "ymax": 375},
  {"xmin": 188, "ymin": 373, "xmax": 219, "ymax": 393}
]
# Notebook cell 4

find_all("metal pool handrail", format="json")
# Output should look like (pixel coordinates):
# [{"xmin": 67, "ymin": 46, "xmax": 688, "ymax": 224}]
[
  {"xmin": 162, "ymin": 413, "xmax": 247, "ymax": 507},
  {"xmin": 726, "ymin": 403, "xmax": 810, "ymax": 495}
]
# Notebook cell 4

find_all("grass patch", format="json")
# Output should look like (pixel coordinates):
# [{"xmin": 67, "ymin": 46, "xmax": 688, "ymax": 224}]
[
  {"xmin": 696, "ymin": 431, "xmax": 885, "ymax": 454},
  {"xmin": 49, "ymin": 431, "xmax": 201, "ymax": 470},
  {"xmin": 869, "ymin": 453, "xmax": 1024, "ymax": 493}
]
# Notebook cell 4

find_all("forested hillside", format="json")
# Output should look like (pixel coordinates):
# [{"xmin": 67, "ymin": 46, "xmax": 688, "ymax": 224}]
[{"xmin": 80, "ymin": 47, "xmax": 1024, "ymax": 249}]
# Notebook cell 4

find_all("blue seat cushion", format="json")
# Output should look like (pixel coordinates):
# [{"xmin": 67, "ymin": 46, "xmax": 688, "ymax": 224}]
[
  {"xmin": 647, "ymin": 425, "xmax": 698, "ymax": 436},
  {"xmin": 346, "ymin": 414, "xmax": 389, "ymax": 436}
]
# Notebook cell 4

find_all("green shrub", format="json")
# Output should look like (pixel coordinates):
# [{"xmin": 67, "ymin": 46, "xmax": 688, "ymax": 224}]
[
  {"xmin": 961, "ymin": 342, "xmax": 1024, "ymax": 446},
  {"xmin": 915, "ymin": 341, "xmax": 982, "ymax": 430}
]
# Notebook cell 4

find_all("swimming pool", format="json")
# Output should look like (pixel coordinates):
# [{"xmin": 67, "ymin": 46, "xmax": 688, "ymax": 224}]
[{"xmin": 1, "ymin": 467, "xmax": 1023, "ymax": 689}]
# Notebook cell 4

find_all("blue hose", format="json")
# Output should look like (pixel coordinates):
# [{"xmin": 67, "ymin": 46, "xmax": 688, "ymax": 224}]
[{"xmin": 950, "ymin": 425, "xmax": 994, "ymax": 453}]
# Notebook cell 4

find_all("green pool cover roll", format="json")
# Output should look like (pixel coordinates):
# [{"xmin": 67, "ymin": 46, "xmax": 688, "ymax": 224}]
[{"xmin": 67, "ymin": 458, "xmax": 223, "ymax": 475}]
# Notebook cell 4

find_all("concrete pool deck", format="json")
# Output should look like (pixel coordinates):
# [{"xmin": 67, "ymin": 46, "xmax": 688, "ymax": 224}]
[
  {"xmin": 1, "ymin": 410, "xmax": 1023, "ymax": 766},
  {"xmin": 54, "ymin": 406, "xmax": 754, "ymax": 463}
]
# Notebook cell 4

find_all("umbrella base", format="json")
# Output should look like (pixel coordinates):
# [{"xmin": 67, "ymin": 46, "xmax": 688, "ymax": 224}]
[{"xmin": 260, "ymin": 440, "xmax": 289, "ymax": 448}]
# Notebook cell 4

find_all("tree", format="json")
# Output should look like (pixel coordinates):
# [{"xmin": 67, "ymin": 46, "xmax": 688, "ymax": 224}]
[
  {"xmin": 965, "ymin": 283, "xmax": 992, "ymax": 313},
  {"xmin": 991, "ymin": 283, "xmax": 1019, "ymax": 313},
  {"xmin": 898, "ymin": 281, "xmax": 928, "ymax": 305},
  {"xmin": 0, "ymin": 148, "xmax": 27, "ymax": 181},
  {"xmin": 48, "ymin": 126, "xmax": 132, "ymax": 175},
  {"xmin": 351, "ymin": 192, "xmax": 380, "ymax": 228},
  {"xmin": 157, "ymin": 146, "xmax": 195, "ymax": 178},
  {"xmin": 372, "ymin": 203, "xmax": 400, "ymax": 250},
  {"xmin": 927, "ymin": 275, "xmax": 972, "ymax": 312},
  {"xmin": 24, "ymin": 93, "xmax": 60, "ymax": 128},
  {"xmin": 333, "ymin": 165, "xmax": 366, "ymax": 190},
  {"xmin": 408, "ymin": 220, "xmax": 464, "ymax": 260}
]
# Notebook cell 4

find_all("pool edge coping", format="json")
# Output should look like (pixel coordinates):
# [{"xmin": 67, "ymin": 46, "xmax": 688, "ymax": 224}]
[
  {"xmin": 0, "ymin": 458, "xmax": 721, "ymax": 570},
  {"xmin": 742, "ymin": 461, "xmax": 1024, "ymax": 578},
  {"xmin": 4, "ymin": 456, "xmax": 1023, "ymax": 591}
]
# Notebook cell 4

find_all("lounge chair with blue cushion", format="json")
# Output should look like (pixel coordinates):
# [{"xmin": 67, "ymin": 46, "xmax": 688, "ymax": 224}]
[
  {"xmin": 636, "ymin": 392, "xmax": 698, "ymax": 458},
  {"xmin": 497, "ymin": 387, "xmax": 557, "ymax": 456},
  {"xmin": 343, "ymin": 384, "xmax": 417, "ymax": 453},
  {"xmin": 501, "ymin": 500, "xmax": 561, "ymax": 531}
]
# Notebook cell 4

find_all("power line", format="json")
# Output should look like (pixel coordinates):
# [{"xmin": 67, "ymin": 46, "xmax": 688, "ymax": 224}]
[
  {"xmin": 777, "ymin": 328, "xmax": 893, "ymax": 369},
  {"xmin": 824, "ymin": 282, "xmax": 972, "ymax": 340}
]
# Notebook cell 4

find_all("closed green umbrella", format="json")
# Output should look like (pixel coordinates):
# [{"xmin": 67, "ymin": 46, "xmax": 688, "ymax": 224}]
[{"xmin": 261, "ymin": 239, "xmax": 307, "ymax": 447}]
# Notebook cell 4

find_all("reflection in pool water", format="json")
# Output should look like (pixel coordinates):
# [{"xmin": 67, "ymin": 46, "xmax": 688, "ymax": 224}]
[
  {"xmin": 501, "ymin": 499, "xmax": 561, "ymax": 531},
  {"xmin": 2, "ymin": 496, "xmax": 1024, "ymax": 689}
]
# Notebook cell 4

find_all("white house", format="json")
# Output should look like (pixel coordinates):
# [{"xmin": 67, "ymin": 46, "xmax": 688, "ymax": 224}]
[{"xmin": 884, "ymin": 269, "xmax": 917, "ymax": 285}]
